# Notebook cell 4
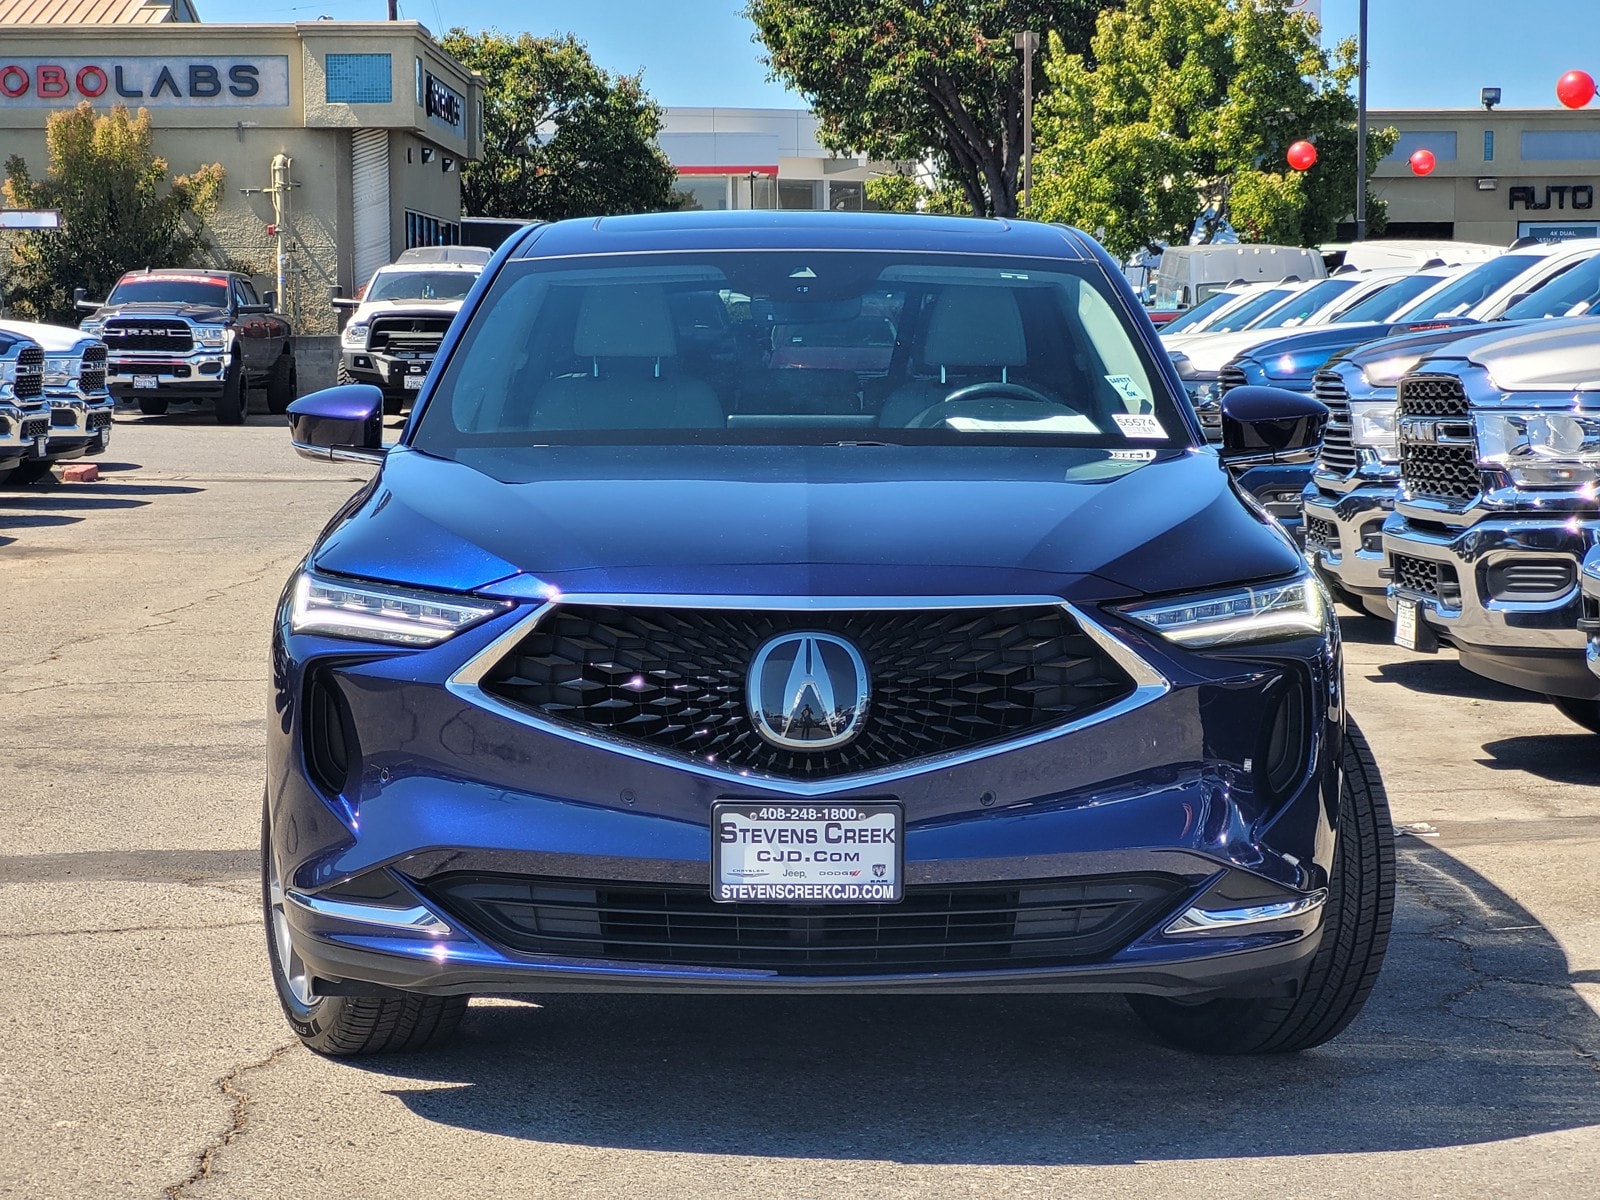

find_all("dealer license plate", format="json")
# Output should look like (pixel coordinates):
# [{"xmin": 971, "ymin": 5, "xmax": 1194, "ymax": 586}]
[
  {"xmin": 1394, "ymin": 598, "xmax": 1420, "ymax": 650},
  {"xmin": 403, "ymin": 373, "xmax": 425, "ymax": 390},
  {"xmin": 97, "ymin": 426, "xmax": 111, "ymax": 449},
  {"xmin": 132, "ymin": 375, "xmax": 159, "ymax": 389},
  {"xmin": 711, "ymin": 801, "xmax": 902, "ymax": 904},
  {"xmin": 31, "ymin": 435, "xmax": 47, "ymax": 458}
]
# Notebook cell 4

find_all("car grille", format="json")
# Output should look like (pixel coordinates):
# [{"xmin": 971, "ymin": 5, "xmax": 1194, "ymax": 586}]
[
  {"xmin": 418, "ymin": 873, "xmax": 1187, "ymax": 974},
  {"xmin": 1392, "ymin": 553, "xmax": 1460, "ymax": 605},
  {"xmin": 103, "ymin": 319, "xmax": 192, "ymax": 353},
  {"xmin": 481, "ymin": 604, "xmax": 1138, "ymax": 781},
  {"xmin": 1218, "ymin": 364, "xmax": 1248, "ymax": 396},
  {"xmin": 368, "ymin": 315, "xmax": 452, "ymax": 356},
  {"xmin": 87, "ymin": 410, "xmax": 113, "ymax": 431},
  {"xmin": 1398, "ymin": 374, "xmax": 1469, "ymax": 418},
  {"xmin": 13, "ymin": 346, "xmax": 43, "ymax": 400},
  {"xmin": 1313, "ymin": 370, "xmax": 1357, "ymax": 476},
  {"xmin": 1400, "ymin": 442, "xmax": 1480, "ymax": 504},
  {"xmin": 19, "ymin": 413, "xmax": 50, "ymax": 440},
  {"xmin": 80, "ymin": 345, "xmax": 107, "ymax": 394},
  {"xmin": 1305, "ymin": 515, "xmax": 1341, "ymax": 555},
  {"xmin": 1486, "ymin": 560, "xmax": 1576, "ymax": 602}
]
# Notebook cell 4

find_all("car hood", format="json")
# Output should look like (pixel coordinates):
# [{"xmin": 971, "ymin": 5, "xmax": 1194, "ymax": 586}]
[
  {"xmin": 0, "ymin": 320, "xmax": 97, "ymax": 354},
  {"xmin": 1165, "ymin": 325, "xmax": 1335, "ymax": 373},
  {"xmin": 311, "ymin": 445, "xmax": 1302, "ymax": 601},
  {"xmin": 353, "ymin": 299, "xmax": 464, "ymax": 321},
  {"xmin": 1422, "ymin": 316, "xmax": 1600, "ymax": 392},
  {"xmin": 1334, "ymin": 320, "xmax": 1509, "ymax": 374},
  {"xmin": 89, "ymin": 302, "xmax": 228, "ymax": 322},
  {"xmin": 1230, "ymin": 319, "xmax": 1480, "ymax": 372}
]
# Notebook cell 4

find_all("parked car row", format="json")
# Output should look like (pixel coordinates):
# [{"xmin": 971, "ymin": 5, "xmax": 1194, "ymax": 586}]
[
  {"xmin": 0, "ymin": 318, "xmax": 113, "ymax": 485},
  {"xmin": 1161, "ymin": 237, "xmax": 1600, "ymax": 733}
]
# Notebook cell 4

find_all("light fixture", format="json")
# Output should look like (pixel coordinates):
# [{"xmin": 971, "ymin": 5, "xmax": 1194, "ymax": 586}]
[
  {"xmin": 1477, "ymin": 177, "xmax": 1498, "ymax": 191},
  {"xmin": 1481, "ymin": 86, "xmax": 1501, "ymax": 111},
  {"xmin": 442, "ymin": 155, "xmax": 456, "ymax": 173},
  {"xmin": 420, "ymin": 146, "xmax": 435, "ymax": 164}
]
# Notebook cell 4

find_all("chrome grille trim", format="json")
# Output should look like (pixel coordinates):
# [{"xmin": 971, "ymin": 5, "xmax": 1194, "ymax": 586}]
[{"xmin": 1313, "ymin": 370, "xmax": 1357, "ymax": 476}]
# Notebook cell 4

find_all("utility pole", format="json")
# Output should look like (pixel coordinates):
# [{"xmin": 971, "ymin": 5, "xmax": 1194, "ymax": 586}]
[
  {"xmin": 1355, "ymin": 0, "xmax": 1368, "ymax": 241},
  {"xmin": 387, "ymin": 0, "xmax": 397, "ymax": 19},
  {"xmin": 1014, "ymin": 31, "xmax": 1039, "ymax": 215}
]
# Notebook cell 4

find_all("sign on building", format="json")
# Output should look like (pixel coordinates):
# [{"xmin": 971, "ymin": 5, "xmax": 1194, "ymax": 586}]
[{"xmin": 0, "ymin": 56, "xmax": 290, "ymax": 107}]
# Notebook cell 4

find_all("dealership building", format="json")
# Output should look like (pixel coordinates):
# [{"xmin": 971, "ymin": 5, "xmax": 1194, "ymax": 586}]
[
  {"xmin": 1355, "ymin": 108, "xmax": 1600, "ymax": 245},
  {"xmin": 0, "ymin": 1, "xmax": 482, "ymax": 334}
]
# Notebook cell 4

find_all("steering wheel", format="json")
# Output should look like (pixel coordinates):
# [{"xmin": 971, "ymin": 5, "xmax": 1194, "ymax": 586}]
[{"xmin": 907, "ymin": 380, "xmax": 1062, "ymax": 428}]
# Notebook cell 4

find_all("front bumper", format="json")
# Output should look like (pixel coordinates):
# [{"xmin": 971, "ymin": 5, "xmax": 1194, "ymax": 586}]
[
  {"xmin": 108, "ymin": 349, "xmax": 228, "ymax": 398},
  {"xmin": 267, "ymin": 595, "xmax": 1343, "ymax": 999},
  {"xmin": 45, "ymin": 391, "xmax": 115, "ymax": 458},
  {"xmin": 342, "ymin": 351, "xmax": 432, "ymax": 397},
  {"xmin": 0, "ymin": 397, "xmax": 53, "ymax": 461},
  {"xmin": 1385, "ymin": 512, "xmax": 1599, "ymax": 699},
  {"xmin": 1303, "ymin": 478, "xmax": 1398, "ymax": 598}
]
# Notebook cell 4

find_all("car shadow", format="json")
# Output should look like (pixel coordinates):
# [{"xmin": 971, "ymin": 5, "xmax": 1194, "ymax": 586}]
[
  {"xmin": 1363, "ymin": 656, "xmax": 1528, "ymax": 702},
  {"xmin": 1478, "ymin": 734, "xmax": 1600, "ymax": 784},
  {"xmin": 0, "ymin": 512, "xmax": 81, "ymax": 529},
  {"xmin": 347, "ymin": 841, "xmax": 1600, "ymax": 1165}
]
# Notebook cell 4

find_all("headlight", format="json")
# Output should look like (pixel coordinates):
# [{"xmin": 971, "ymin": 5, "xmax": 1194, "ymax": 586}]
[
  {"xmin": 1118, "ymin": 576, "xmax": 1326, "ymax": 649},
  {"xmin": 289, "ymin": 570, "xmax": 511, "ymax": 646},
  {"xmin": 1349, "ymin": 400, "xmax": 1400, "ymax": 463},
  {"xmin": 1476, "ymin": 408, "xmax": 1600, "ymax": 488},
  {"xmin": 341, "ymin": 322, "xmax": 369, "ymax": 350},
  {"xmin": 43, "ymin": 355, "xmax": 77, "ymax": 385},
  {"xmin": 194, "ymin": 326, "xmax": 227, "ymax": 348},
  {"xmin": 1361, "ymin": 354, "xmax": 1426, "ymax": 388}
]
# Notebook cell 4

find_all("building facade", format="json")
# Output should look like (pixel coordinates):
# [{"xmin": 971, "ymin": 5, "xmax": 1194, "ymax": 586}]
[
  {"xmin": 660, "ymin": 107, "xmax": 902, "ymax": 213},
  {"xmin": 1368, "ymin": 107, "xmax": 1600, "ymax": 245},
  {"xmin": 0, "ymin": 18, "xmax": 482, "ymax": 333}
]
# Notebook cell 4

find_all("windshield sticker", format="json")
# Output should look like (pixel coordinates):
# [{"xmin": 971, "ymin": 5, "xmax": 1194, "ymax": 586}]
[
  {"xmin": 1108, "ymin": 448, "xmax": 1157, "ymax": 462},
  {"xmin": 1105, "ymin": 374, "xmax": 1152, "ymax": 408},
  {"xmin": 1112, "ymin": 413, "xmax": 1167, "ymax": 440},
  {"xmin": 947, "ymin": 414, "xmax": 1100, "ymax": 434}
]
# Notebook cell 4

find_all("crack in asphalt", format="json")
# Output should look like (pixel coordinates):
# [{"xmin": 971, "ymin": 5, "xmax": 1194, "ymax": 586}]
[
  {"xmin": 1398, "ymin": 847, "xmax": 1600, "ymax": 1077},
  {"xmin": 164, "ymin": 1041, "xmax": 299, "ymax": 1200},
  {"xmin": 0, "ymin": 920, "xmax": 257, "ymax": 941}
]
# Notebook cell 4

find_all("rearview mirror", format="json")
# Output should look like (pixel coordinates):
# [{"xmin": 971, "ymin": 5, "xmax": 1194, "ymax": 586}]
[
  {"xmin": 1217, "ymin": 386, "xmax": 1327, "ymax": 468},
  {"xmin": 286, "ymin": 384, "xmax": 385, "ymax": 464}
]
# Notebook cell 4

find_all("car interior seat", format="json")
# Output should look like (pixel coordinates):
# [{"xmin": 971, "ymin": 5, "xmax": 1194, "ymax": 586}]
[
  {"xmin": 877, "ymin": 287, "xmax": 1028, "ymax": 427},
  {"xmin": 531, "ymin": 285, "xmax": 724, "ymax": 429}
]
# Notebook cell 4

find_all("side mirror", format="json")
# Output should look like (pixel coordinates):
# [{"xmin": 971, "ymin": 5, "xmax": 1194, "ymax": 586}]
[
  {"xmin": 239, "ymin": 303, "xmax": 271, "ymax": 313},
  {"xmin": 74, "ymin": 286, "xmax": 101, "ymax": 312},
  {"xmin": 330, "ymin": 296, "xmax": 359, "ymax": 310},
  {"xmin": 262, "ymin": 290, "xmax": 278, "ymax": 310},
  {"xmin": 286, "ymin": 384, "xmax": 385, "ymax": 464},
  {"xmin": 1217, "ymin": 386, "xmax": 1327, "ymax": 468}
]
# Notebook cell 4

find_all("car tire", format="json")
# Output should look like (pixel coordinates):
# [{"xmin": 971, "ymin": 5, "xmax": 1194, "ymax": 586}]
[
  {"xmin": 261, "ymin": 798, "xmax": 469, "ymax": 1056},
  {"xmin": 1127, "ymin": 718, "xmax": 1395, "ymax": 1054},
  {"xmin": 336, "ymin": 361, "xmax": 354, "ymax": 386},
  {"xmin": 215, "ymin": 357, "xmax": 246, "ymax": 425},
  {"xmin": 383, "ymin": 393, "xmax": 405, "ymax": 416},
  {"xmin": 1546, "ymin": 695, "xmax": 1600, "ymax": 734},
  {"xmin": 1, "ymin": 459, "xmax": 55, "ymax": 486},
  {"xmin": 266, "ymin": 354, "xmax": 297, "ymax": 415},
  {"xmin": 137, "ymin": 397, "xmax": 169, "ymax": 416}
]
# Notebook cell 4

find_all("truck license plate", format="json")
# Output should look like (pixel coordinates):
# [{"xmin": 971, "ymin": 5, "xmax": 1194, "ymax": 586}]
[
  {"xmin": 1395, "ymin": 598, "xmax": 1420, "ymax": 650},
  {"xmin": 132, "ymin": 375, "xmax": 159, "ymax": 389},
  {"xmin": 403, "ymin": 374, "xmax": 424, "ymax": 390},
  {"xmin": 31, "ymin": 435, "xmax": 48, "ymax": 458},
  {"xmin": 711, "ymin": 801, "xmax": 902, "ymax": 903}
]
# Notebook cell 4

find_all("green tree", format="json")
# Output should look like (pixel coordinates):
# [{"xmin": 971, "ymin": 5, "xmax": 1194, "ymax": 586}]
[
  {"xmin": 442, "ymin": 29, "xmax": 678, "ymax": 221},
  {"xmin": 747, "ymin": 0, "xmax": 1112, "ymax": 219},
  {"xmin": 1028, "ymin": 0, "xmax": 1398, "ymax": 257},
  {"xmin": 863, "ymin": 169, "xmax": 969, "ymax": 214},
  {"xmin": 2, "ymin": 102, "xmax": 224, "ymax": 324}
]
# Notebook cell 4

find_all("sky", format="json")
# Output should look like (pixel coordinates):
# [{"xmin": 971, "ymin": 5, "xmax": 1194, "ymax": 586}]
[{"xmin": 196, "ymin": 0, "xmax": 1600, "ymax": 113}]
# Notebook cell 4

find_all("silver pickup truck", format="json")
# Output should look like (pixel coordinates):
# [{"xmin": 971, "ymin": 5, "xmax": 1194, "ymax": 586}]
[
  {"xmin": 1383, "ymin": 318, "xmax": 1600, "ymax": 732},
  {"xmin": 0, "ymin": 320, "xmax": 112, "ymax": 484},
  {"xmin": 0, "ymin": 328, "xmax": 49, "ymax": 482}
]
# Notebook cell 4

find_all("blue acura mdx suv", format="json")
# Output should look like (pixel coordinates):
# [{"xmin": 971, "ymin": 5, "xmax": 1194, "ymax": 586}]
[{"xmin": 268, "ymin": 212, "xmax": 1393, "ymax": 1056}]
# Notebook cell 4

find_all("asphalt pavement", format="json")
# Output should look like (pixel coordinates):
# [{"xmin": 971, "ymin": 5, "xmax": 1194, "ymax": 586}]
[{"xmin": 1, "ymin": 410, "xmax": 1597, "ymax": 1198}]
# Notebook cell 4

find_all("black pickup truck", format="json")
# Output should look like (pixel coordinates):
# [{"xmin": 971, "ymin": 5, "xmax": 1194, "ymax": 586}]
[{"xmin": 77, "ymin": 269, "xmax": 296, "ymax": 424}]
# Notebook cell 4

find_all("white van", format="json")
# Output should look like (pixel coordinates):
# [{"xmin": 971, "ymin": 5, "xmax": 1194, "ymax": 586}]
[
  {"xmin": 1326, "ymin": 240, "xmax": 1502, "ymax": 271},
  {"xmin": 1153, "ymin": 244, "xmax": 1326, "ymax": 309}
]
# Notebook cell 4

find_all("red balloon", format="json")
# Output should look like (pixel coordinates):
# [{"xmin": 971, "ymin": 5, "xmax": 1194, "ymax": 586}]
[
  {"xmin": 1409, "ymin": 149, "xmax": 1436, "ymax": 176},
  {"xmin": 1557, "ymin": 69, "xmax": 1597, "ymax": 109},
  {"xmin": 1287, "ymin": 140, "xmax": 1317, "ymax": 171}
]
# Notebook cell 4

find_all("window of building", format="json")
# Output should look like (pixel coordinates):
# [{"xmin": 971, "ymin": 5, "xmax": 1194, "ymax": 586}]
[
  {"xmin": 405, "ymin": 210, "xmax": 461, "ymax": 249},
  {"xmin": 1483, "ymin": 130, "xmax": 1495, "ymax": 162},
  {"xmin": 675, "ymin": 177, "xmax": 729, "ymax": 211},
  {"xmin": 828, "ymin": 181, "xmax": 864, "ymax": 211},
  {"xmin": 1385, "ymin": 131, "xmax": 1457, "ymax": 163},
  {"xmin": 1521, "ymin": 130, "xmax": 1600, "ymax": 161},
  {"xmin": 325, "ymin": 53, "xmax": 392, "ymax": 104},
  {"xmin": 779, "ymin": 179, "xmax": 821, "ymax": 210}
]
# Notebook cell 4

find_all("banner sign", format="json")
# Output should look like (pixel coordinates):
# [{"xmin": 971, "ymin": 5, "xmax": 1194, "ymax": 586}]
[{"xmin": 0, "ymin": 56, "xmax": 289, "ymax": 107}]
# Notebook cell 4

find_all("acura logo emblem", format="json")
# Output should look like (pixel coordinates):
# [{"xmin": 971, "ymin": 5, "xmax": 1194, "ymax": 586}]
[{"xmin": 747, "ymin": 632, "xmax": 870, "ymax": 750}]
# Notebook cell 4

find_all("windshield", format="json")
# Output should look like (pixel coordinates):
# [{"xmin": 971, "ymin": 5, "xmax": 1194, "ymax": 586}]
[
  {"xmin": 1398, "ymin": 255, "xmax": 1540, "ymax": 319},
  {"xmin": 1334, "ymin": 272, "xmax": 1445, "ymax": 323},
  {"xmin": 106, "ymin": 276, "xmax": 229, "ymax": 307},
  {"xmin": 1158, "ymin": 290, "xmax": 1238, "ymax": 334},
  {"xmin": 412, "ymin": 251, "xmax": 1191, "ymax": 461},
  {"xmin": 1501, "ymin": 253, "xmax": 1600, "ymax": 319},
  {"xmin": 367, "ymin": 270, "xmax": 478, "ymax": 301},
  {"xmin": 1247, "ymin": 278, "xmax": 1359, "ymax": 330},
  {"xmin": 1203, "ymin": 287, "xmax": 1296, "ymax": 333}
]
